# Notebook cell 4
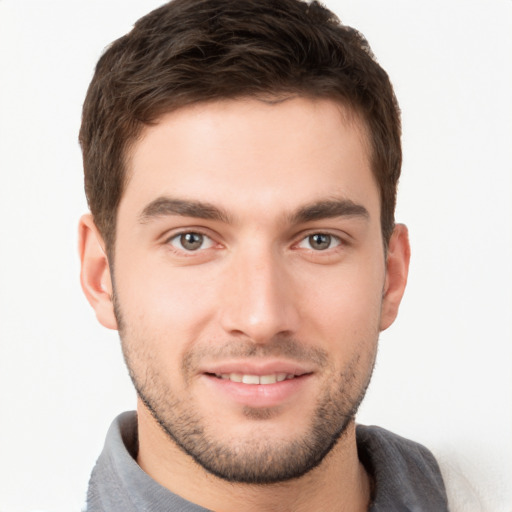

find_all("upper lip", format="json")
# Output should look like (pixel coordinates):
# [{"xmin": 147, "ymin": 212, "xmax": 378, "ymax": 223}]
[{"xmin": 200, "ymin": 360, "xmax": 315, "ymax": 377}]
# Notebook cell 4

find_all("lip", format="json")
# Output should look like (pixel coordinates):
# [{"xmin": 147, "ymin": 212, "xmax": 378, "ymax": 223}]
[
  {"xmin": 199, "ymin": 359, "xmax": 315, "ymax": 408},
  {"xmin": 199, "ymin": 359, "xmax": 314, "ymax": 377}
]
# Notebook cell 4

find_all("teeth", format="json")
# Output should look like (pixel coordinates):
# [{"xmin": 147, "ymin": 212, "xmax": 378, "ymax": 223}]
[
  {"xmin": 242, "ymin": 374, "xmax": 260, "ymax": 384},
  {"xmin": 259, "ymin": 374, "xmax": 277, "ymax": 385},
  {"xmin": 215, "ymin": 373, "xmax": 296, "ymax": 385}
]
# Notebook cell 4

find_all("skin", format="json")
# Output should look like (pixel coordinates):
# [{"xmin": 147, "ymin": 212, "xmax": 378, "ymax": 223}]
[{"xmin": 79, "ymin": 97, "xmax": 410, "ymax": 512}]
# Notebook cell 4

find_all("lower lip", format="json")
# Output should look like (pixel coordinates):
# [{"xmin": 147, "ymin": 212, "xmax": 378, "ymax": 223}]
[{"xmin": 201, "ymin": 374, "xmax": 312, "ymax": 408}]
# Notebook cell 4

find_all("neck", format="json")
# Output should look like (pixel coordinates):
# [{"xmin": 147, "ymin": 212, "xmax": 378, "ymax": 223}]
[{"xmin": 136, "ymin": 403, "xmax": 371, "ymax": 512}]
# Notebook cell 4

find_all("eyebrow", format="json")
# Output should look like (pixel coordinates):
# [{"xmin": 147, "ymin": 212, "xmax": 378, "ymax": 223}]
[
  {"xmin": 139, "ymin": 197, "xmax": 232, "ymax": 224},
  {"xmin": 289, "ymin": 199, "xmax": 369, "ymax": 224},
  {"xmin": 139, "ymin": 196, "xmax": 369, "ymax": 225}
]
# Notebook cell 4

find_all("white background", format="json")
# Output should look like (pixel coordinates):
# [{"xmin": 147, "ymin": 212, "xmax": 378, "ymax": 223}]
[{"xmin": 0, "ymin": 1, "xmax": 511, "ymax": 511}]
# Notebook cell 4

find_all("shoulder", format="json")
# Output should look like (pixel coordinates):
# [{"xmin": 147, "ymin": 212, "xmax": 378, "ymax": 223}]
[
  {"xmin": 356, "ymin": 424, "xmax": 442, "ymax": 475},
  {"xmin": 356, "ymin": 425, "xmax": 449, "ymax": 512}
]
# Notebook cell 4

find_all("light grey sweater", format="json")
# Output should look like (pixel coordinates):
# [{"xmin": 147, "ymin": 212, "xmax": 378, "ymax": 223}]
[{"xmin": 86, "ymin": 411, "xmax": 448, "ymax": 511}]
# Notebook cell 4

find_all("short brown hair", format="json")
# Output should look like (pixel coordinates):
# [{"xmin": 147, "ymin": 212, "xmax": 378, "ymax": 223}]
[{"xmin": 80, "ymin": 0, "xmax": 401, "ymax": 254}]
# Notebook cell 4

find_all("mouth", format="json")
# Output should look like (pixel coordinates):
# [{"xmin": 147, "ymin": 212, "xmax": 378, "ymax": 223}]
[
  {"xmin": 200, "ymin": 364, "xmax": 314, "ymax": 408},
  {"xmin": 207, "ymin": 372, "xmax": 303, "ymax": 385},
  {"xmin": 199, "ymin": 360, "xmax": 315, "ymax": 408}
]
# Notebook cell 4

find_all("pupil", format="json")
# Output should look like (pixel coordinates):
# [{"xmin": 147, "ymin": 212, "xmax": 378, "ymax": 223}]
[
  {"xmin": 181, "ymin": 233, "xmax": 203, "ymax": 250},
  {"xmin": 310, "ymin": 234, "xmax": 330, "ymax": 250}
]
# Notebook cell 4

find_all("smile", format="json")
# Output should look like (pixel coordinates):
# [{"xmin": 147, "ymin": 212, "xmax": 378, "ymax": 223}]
[
  {"xmin": 214, "ymin": 373, "xmax": 297, "ymax": 385},
  {"xmin": 202, "ymin": 368, "xmax": 314, "ymax": 408}
]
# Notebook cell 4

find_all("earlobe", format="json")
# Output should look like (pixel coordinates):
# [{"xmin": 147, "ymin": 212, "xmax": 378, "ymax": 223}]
[
  {"xmin": 78, "ymin": 214, "xmax": 118, "ymax": 330},
  {"xmin": 380, "ymin": 224, "xmax": 411, "ymax": 331}
]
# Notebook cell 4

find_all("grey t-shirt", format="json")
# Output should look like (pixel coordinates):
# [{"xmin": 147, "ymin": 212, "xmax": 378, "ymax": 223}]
[{"xmin": 86, "ymin": 411, "xmax": 448, "ymax": 511}]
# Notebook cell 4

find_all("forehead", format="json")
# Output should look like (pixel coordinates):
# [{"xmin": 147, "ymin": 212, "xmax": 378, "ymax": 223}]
[{"xmin": 120, "ymin": 97, "xmax": 378, "ymax": 223}]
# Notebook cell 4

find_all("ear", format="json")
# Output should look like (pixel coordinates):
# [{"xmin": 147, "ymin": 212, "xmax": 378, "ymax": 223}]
[
  {"xmin": 78, "ymin": 214, "xmax": 118, "ymax": 330},
  {"xmin": 380, "ymin": 223, "xmax": 411, "ymax": 331}
]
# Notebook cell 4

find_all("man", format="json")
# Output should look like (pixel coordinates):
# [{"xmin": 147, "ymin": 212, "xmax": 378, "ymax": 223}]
[{"xmin": 78, "ymin": 0, "xmax": 448, "ymax": 510}]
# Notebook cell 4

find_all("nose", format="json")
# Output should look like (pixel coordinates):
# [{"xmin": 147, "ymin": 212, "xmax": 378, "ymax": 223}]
[{"xmin": 218, "ymin": 246, "xmax": 300, "ymax": 344}]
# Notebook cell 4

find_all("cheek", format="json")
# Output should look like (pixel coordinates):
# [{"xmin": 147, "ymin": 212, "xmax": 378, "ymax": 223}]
[
  {"xmin": 114, "ymin": 256, "xmax": 220, "ymax": 354},
  {"xmin": 300, "ymin": 256, "xmax": 385, "ymax": 335}
]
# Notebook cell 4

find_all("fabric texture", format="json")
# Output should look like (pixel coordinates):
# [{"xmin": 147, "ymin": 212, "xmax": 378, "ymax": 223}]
[
  {"xmin": 86, "ymin": 411, "xmax": 448, "ymax": 511},
  {"xmin": 357, "ymin": 425, "xmax": 448, "ymax": 511}
]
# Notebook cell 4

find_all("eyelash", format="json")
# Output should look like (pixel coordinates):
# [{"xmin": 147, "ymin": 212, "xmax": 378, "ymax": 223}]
[
  {"xmin": 295, "ymin": 233, "xmax": 343, "ymax": 251},
  {"xmin": 166, "ymin": 231, "xmax": 216, "ymax": 253},
  {"xmin": 164, "ymin": 229, "xmax": 346, "ymax": 255}
]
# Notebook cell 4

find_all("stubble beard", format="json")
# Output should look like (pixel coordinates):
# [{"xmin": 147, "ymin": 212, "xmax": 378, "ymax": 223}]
[{"xmin": 114, "ymin": 298, "xmax": 378, "ymax": 484}]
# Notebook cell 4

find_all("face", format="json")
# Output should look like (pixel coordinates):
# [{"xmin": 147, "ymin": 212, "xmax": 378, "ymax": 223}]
[{"xmin": 81, "ymin": 97, "xmax": 409, "ymax": 483}]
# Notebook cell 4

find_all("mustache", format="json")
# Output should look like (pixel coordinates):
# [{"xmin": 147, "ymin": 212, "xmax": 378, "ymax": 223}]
[{"xmin": 182, "ymin": 336, "xmax": 329, "ymax": 371}]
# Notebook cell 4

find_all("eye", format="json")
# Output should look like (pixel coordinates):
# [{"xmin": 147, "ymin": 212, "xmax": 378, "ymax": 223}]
[
  {"xmin": 168, "ymin": 232, "xmax": 215, "ymax": 252},
  {"xmin": 297, "ymin": 233, "xmax": 341, "ymax": 251}
]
